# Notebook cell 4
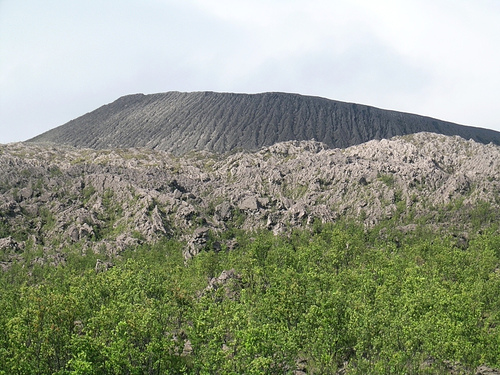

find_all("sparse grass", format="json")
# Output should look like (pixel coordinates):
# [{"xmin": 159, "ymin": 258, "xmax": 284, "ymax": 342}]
[{"xmin": 377, "ymin": 172, "xmax": 395, "ymax": 187}]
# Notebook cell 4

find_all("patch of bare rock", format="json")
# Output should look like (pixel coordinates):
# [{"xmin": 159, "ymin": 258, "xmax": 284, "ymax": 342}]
[{"xmin": 0, "ymin": 132, "xmax": 499, "ymax": 265}]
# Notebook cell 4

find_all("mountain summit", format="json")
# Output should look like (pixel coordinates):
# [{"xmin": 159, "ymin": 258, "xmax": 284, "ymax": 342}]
[{"xmin": 28, "ymin": 91, "xmax": 500, "ymax": 154}]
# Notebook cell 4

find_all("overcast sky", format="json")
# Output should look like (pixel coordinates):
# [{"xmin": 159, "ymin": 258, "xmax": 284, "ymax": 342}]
[{"xmin": 1, "ymin": 0, "xmax": 499, "ymax": 144}]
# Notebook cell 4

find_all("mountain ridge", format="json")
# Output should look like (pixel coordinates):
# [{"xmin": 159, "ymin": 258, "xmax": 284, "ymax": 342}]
[
  {"xmin": 28, "ymin": 91, "xmax": 500, "ymax": 154},
  {"xmin": 5, "ymin": 92, "xmax": 500, "ymax": 374}
]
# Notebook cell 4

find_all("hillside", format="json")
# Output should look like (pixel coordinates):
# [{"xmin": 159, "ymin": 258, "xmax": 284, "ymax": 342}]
[
  {"xmin": 1, "ymin": 132, "xmax": 500, "ymax": 373},
  {"xmin": 27, "ymin": 91, "xmax": 500, "ymax": 154},
  {"xmin": 2, "ymin": 132, "xmax": 499, "ymax": 263}
]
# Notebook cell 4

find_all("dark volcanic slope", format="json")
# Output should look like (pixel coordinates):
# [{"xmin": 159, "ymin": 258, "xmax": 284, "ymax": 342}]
[{"xmin": 28, "ymin": 91, "xmax": 500, "ymax": 153}]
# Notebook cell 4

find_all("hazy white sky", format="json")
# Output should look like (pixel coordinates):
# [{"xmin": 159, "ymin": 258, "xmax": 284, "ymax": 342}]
[{"xmin": 1, "ymin": 0, "xmax": 499, "ymax": 144}]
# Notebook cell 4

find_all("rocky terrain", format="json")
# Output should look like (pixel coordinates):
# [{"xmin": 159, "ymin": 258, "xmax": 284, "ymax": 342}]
[
  {"xmin": 28, "ymin": 91, "xmax": 500, "ymax": 154},
  {"xmin": 3, "ymin": 127, "xmax": 500, "ymax": 374},
  {"xmin": 1, "ymin": 132, "xmax": 499, "ymax": 267}
]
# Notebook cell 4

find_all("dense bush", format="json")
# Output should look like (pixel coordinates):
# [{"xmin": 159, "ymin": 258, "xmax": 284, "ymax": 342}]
[{"xmin": 0, "ymin": 223, "xmax": 499, "ymax": 374}]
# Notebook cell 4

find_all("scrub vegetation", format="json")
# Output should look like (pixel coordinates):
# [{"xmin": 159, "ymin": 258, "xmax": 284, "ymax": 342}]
[
  {"xmin": 1, "ymin": 221, "xmax": 499, "ymax": 374},
  {"xmin": 1, "ymin": 132, "xmax": 500, "ymax": 373}
]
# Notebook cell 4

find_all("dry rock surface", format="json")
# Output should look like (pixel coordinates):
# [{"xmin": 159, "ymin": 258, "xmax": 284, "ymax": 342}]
[{"xmin": 1, "ymin": 132, "xmax": 499, "ymax": 265}]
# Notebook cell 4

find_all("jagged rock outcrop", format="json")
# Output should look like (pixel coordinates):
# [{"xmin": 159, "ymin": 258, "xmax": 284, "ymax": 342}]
[
  {"xmin": 95, "ymin": 259, "xmax": 114, "ymax": 273},
  {"xmin": 203, "ymin": 269, "xmax": 243, "ymax": 300},
  {"xmin": 184, "ymin": 227, "xmax": 210, "ymax": 260},
  {"xmin": 27, "ymin": 92, "xmax": 500, "ymax": 154},
  {"xmin": 1, "ymin": 132, "xmax": 499, "ymax": 266},
  {"xmin": 476, "ymin": 365, "xmax": 500, "ymax": 375}
]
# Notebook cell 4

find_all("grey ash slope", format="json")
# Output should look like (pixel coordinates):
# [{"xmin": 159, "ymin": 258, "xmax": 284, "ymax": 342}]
[{"xmin": 28, "ymin": 91, "xmax": 500, "ymax": 154}]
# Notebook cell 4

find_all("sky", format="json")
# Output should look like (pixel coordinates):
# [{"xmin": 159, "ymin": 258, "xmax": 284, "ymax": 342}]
[{"xmin": 1, "ymin": 0, "xmax": 500, "ymax": 144}]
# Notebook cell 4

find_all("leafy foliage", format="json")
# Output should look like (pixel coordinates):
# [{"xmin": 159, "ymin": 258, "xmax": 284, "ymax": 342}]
[{"xmin": 0, "ymin": 223, "xmax": 499, "ymax": 374}]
